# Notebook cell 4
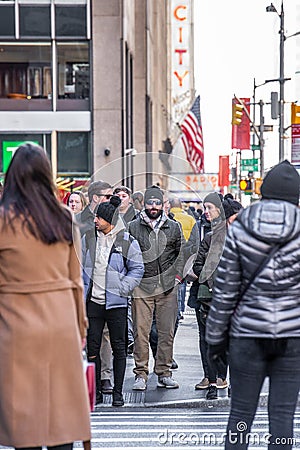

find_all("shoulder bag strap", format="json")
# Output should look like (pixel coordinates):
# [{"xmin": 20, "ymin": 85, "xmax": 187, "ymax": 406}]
[
  {"xmin": 239, "ymin": 242, "xmax": 281, "ymax": 300},
  {"xmin": 235, "ymin": 216, "xmax": 300, "ymax": 306}
]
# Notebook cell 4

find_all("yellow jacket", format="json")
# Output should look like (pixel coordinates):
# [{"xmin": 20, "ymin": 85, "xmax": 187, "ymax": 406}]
[{"xmin": 170, "ymin": 207, "xmax": 196, "ymax": 241}]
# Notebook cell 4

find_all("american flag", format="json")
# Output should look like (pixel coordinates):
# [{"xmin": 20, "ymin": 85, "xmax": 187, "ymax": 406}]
[{"xmin": 180, "ymin": 96, "xmax": 204, "ymax": 173}]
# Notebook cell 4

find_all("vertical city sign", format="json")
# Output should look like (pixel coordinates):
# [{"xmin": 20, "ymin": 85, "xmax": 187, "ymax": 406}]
[
  {"xmin": 218, "ymin": 155, "xmax": 230, "ymax": 187},
  {"xmin": 171, "ymin": 0, "xmax": 194, "ymax": 127},
  {"xmin": 291, "ymin": 125, "xmax": 300, "ymax": 164}
]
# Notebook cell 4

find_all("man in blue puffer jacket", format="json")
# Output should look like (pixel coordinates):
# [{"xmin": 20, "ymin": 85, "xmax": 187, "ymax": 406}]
[
  {"xmin": 85, "ymin": 195, "xmax": 144, "ymax": 407},
  {"xmin": 206, "ymin": 160, "xmax": 300, "ymax": 449}
]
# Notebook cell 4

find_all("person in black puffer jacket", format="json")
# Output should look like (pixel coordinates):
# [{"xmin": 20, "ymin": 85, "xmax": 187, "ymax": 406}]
[{"xmin": 206, "ymin": 160, "xmax": 300, "ymax": 450}]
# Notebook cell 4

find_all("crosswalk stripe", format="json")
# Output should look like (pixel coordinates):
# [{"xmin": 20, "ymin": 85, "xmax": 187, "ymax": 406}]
[
  {"xmin": 82, "ymin": 410, "xmax": 300, "ymax": 448},
  {"xmin": 1, "ymin": 411, "xmax": 300, "ymax": 450}
]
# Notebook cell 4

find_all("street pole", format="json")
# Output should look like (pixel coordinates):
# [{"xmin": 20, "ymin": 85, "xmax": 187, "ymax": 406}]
[
  {"xmin": 259, "ymin": 100, "xmax": 265, "ymax": 178},
  {"xmin": 279, "ymin": 0, "xmax": 285, "ymax": 161},
  {"xmin": 252, "ymin": 80, "xmax": 267, "ymax": 175},
  {"xmin": 252, "ymin": 78, "xmax": 256, "ymax": 161}
]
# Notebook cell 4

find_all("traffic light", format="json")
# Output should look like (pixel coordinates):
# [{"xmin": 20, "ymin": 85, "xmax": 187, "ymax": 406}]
[
  {"xmin": 232, "ymin": 101, "xmax": 244, "ymax": 126},
  {"xmin": 239, "ymin": 178, "xmax": 252, "ymax": 192},
  {"xmin": 254, "ymin": 178, "xmax": 263, "ymax": 195},
  {"xmin": 291, "ymin": 102, "xmax": 300, "ymax": 124}
]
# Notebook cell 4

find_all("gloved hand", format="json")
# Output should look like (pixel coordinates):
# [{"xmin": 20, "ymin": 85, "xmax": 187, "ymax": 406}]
[{"xmin": 207, "ymin": 341, "xmax": 228, "ymax": 364}]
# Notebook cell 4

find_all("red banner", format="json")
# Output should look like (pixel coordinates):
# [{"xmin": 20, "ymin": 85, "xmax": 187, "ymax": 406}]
[
  {"xmin": 218, "ymin": 155, "xmax": 230, "ymax": 187},
  {"xmin": 291, "ymin": 124, "xmax": 300, "ymax": 164},
  {"xmin": 231, "ymin": 98, "xmax": 250, "ymax": 150}
]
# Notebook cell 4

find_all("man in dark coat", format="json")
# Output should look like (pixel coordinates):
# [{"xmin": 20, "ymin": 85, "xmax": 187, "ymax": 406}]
[{"xmin": 128, "ymin": 185, "xmax": 185, "ymax": 390}]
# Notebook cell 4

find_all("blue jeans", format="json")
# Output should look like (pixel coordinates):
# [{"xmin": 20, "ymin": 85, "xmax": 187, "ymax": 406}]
[
  {"xmin": 226, "ymin": 337, "xmax": 300, "ymax": 450},
  {"xmin": 177, "ymin": 281, "xmax": 187, "ymax": 313}
]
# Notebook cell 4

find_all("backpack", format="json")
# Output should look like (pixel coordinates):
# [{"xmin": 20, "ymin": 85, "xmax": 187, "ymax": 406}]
[{"xmin": 113, "ymin": 230, "xmax": 135, "ymax": 269}]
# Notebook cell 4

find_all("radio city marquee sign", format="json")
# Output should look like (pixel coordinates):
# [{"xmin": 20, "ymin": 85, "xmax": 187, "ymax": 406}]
[{"xmin": 171, "ymin": 1, "xmax": 194, "ymax": 124}]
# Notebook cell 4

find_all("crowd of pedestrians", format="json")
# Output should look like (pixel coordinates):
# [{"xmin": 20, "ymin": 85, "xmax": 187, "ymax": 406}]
[
  {"xmin": 72, "ymin": 180, "xmax": 246, "ymax": 403},
  {"xmin": 1, "ymin": 142, "xmax": 300, "ymax": 450}
]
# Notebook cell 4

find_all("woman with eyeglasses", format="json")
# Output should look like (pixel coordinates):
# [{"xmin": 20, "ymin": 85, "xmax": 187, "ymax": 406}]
[{"xmin": 0, "ymin": 143, "xmax": 91, "ymax": 450}]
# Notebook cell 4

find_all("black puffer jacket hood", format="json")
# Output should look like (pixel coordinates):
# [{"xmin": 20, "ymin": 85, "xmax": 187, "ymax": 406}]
[{"xmin": 237, "ymin": 199, "xmax": 300, "ymax": 245}]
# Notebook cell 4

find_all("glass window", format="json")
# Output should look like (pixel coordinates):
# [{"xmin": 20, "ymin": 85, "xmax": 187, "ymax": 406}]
[
  {"xmin": 0, "ymin": 45, "xmax": 52, "ymax": 99},
  {"xmin": 57, "ymin": 132, "xmax": 90, "ymax": 174},
  {"xmin": 0, "ymin": 6, "xmax": 15, "ymax": 38},
  {"xmin": 55, "ymin": 6, "xmax": 86, "ymax": 37},
  {"xmin": 57, "ymin": 43, "xmax": 89, "ymax": 100},
  {"xmin": 20, "ymin": 6, "xmax": 51, "ymax": 38}
]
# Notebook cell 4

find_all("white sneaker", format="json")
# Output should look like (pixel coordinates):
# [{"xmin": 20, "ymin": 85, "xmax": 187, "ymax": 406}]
[
  {"xmin": 157, "ymin": 376, "xmax": 179, "ymax": 389},
  {"xmin": 132, "ymin": 376, "xmax": 147, "ymax": 391}
]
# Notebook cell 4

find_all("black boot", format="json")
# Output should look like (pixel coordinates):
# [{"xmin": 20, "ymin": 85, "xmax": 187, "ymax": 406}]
[
  {"xmin": 206, "ymin": 384, "xmax": 218, "ymax": 400},
  {"xmin": 112, "ymin": 391, "xmax": 124, "ymax": 407}
]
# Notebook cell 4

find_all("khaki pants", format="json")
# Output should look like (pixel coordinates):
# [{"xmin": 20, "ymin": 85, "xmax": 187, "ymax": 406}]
[{"xmin": 132, "ymin": 285, "xmax": 178, "ymax": 380}]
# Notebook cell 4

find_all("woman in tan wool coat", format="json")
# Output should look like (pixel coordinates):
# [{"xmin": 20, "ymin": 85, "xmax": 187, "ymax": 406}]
[{"xmin": 0, "ymin": 143, "xmax": 91, "ymax": 449}]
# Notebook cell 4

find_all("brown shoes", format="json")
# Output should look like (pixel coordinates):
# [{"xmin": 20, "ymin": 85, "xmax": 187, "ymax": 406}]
[
  {"xmin": 217, "ymin": 377, "xmax": 228, "ymax": 389},
  {"xmin": 195, "ymin": 377, "xmax": 209, "ymax": 390}
]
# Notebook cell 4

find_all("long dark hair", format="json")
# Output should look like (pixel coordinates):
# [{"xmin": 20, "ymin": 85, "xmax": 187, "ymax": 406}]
[{"xmin": 1, "ymin": 142, "xmax": 73, "ymax": 244}]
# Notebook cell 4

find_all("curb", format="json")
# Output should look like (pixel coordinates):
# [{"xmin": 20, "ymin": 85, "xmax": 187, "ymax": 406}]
[
  {"xmin": 145, "ymin": 393, "xmax": 269, "ymax": 409},
  {"xmin": 95, "ymin": 393, "xmax": 271, "ymax": 409}
]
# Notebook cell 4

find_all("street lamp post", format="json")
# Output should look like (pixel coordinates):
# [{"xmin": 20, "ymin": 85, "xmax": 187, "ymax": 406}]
[
  {"xmin": 253, "ymin": 79, "xmax": 272, "ymax": 177},
  {"xmin": 266, "ymin": 1, "xmax": 285, "ymax": 161},
  {"xmin": 279, "ymin": 1, "xmax": 285, "ymax": 162},
  {"xmin": 267, "ymin": 2, "xmax": 300, "ymax": 162}
]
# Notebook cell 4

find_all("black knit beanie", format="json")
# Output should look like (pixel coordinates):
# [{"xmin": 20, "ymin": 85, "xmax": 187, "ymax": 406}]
[
  {"xmin": 203, "ymin": 192, "xmax": 223, "ymax": 209},
  {"xmin": 223, "ymin": 198, "xmax": 243, "ymax": 219},
  {"xmin": 260, "ymin": 160, "xmax": 300, "ymax": 205},
  {"xmin": 144, "ymin": 185, "xmax": 164, "ymax": 204},
  {"xmin": 95, "ymin": 195, "xmax": 121, "ymax": 225}
]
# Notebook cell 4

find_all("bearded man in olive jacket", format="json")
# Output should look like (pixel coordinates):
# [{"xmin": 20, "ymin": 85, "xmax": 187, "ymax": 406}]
[{"xmin": 128, "ymin": 185, "xmax": 185, "ymax": 391}]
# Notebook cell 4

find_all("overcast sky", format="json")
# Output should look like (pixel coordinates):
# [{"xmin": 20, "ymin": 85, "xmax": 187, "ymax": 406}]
[{"xmin": 194, "ymin": 0, "xmax": 299, "ymax": 173}]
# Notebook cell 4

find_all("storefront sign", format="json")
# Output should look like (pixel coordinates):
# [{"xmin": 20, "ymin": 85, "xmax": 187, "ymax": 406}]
[
  {"xmin": 169, "ymin": 172, "xmax": 218, "ymax": 201},
  {"xmin": 291, "ymin": 124, "xmax": 300, "ymax": 164},
  {"xmin": 2, "ymin": 141, "xmax": 38, "ymax": 172}
]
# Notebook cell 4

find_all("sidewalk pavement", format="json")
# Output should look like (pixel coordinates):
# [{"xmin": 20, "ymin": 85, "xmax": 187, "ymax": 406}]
[{"xmin": 97, "ymin": 307, "xmax": 270, "ymax": 409}]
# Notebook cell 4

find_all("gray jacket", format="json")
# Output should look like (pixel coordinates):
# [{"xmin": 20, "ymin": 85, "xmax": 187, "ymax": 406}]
[{"xmin": 206, "ymin": 199, "xmax": 300, "ymax": 344}]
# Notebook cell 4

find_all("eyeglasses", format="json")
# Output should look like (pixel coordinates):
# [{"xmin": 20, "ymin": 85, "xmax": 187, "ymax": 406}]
[{"xmin": 146, "ymin": 199, "xmax": 162, "ymax": 206}]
